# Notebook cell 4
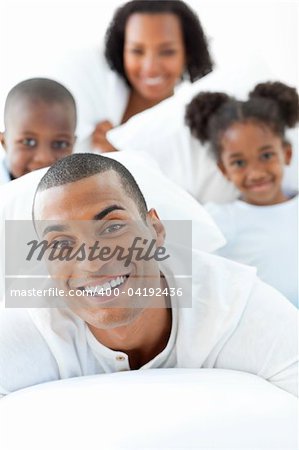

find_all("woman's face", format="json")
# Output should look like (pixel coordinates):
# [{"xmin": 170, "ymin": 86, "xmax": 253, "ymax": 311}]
[{"xmin": 123, "ymin": 13, "xmax": 186, "ymax": 102}]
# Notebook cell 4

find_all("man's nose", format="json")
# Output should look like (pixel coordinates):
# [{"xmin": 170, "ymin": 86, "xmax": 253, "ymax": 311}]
[{"xmin": 74, "ymin": 239, "xmax": 111, "ymax": 274}]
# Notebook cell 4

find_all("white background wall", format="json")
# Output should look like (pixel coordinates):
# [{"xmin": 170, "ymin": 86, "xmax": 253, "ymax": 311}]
[{"xmin": 0, "ymin": 0, "xmax": 298, "ymax": 130}]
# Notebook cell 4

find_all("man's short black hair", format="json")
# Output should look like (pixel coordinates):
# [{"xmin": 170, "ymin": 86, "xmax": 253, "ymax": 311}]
[
  {"xmin": 4, "ymin": 78, "xmax": 77, "ymax": 127},
  {"xmin": 105, "ymin": 0, "xmax": 213, "ymax": 84},
  {"xmin": 34, "ymin": 153, "xmax": 148, "ymax": 219}
]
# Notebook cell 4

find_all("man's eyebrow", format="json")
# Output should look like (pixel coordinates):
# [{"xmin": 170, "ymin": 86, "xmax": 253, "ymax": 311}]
[
  {"xmin": 93, "ymin": 205, "xmax": 125, "ymax": 220},
  {"xmin": 42, "ymin": 224, "xmax": 69, "ymax": 237},
  {"xmin": 41, "ymin": 205, "xmax": 125, "ymax": 236}
]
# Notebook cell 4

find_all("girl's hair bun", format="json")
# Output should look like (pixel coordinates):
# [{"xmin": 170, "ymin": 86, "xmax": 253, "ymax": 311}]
[
  {"xmin": 185, "ymin": 91, "xmax": 230, "ymax": 142},
  {"xmin": 249, "ymin": 81, "xmax": 299, "ymax": 127}
]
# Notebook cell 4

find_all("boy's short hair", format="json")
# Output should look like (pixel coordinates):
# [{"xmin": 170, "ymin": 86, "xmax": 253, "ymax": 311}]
[
  {"xmin": 105, "ymin": 0, "xmax": 213, "ymax": 84},
  {"xmin": 4, "ymin": 78, "xmax": 77, "ymax": 127}
]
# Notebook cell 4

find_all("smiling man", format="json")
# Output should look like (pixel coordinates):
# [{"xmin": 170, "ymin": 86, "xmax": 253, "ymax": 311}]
[
  {"xmin": 0, "ymin": 153, "xmax": 297, "ymax": 397},
  {"xmin": 32, "ymin": 159, "xmax": 171, "ymax": 366}
]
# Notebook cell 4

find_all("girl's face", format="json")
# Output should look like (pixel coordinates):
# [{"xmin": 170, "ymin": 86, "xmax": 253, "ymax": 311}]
[
  {"xmin": 218, "ymin": 121, "xmax": 292, "ymax": 206},
  {"xmin": 123, "ymin": 13, "xmax": 186, "ymax": 103}
]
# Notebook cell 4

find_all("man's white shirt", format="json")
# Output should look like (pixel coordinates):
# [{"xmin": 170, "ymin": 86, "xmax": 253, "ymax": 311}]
[{"xmin": 0, "ymin": 250, "xmax": 297, "ymax": 397}]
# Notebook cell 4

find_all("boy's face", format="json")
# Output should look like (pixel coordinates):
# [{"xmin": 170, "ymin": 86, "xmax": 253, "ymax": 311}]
[
  {"xmin": 218, "ymin": 121, "xmax": 292, "ymax": 206},
  {"xmin": 34, "ymin": 171, "xmax": 165, "ymax": 330},
  {"xmin": 1, "ymin": 98, "xmax": 76, "ymax": 179}
]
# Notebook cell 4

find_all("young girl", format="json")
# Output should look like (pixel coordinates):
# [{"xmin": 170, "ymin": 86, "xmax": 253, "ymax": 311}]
[{"xmin": 185, "ymin": 81, "xmax": 299, "ymax": 307}]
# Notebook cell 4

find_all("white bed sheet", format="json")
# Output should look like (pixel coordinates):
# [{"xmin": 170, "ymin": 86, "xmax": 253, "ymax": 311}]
[{"xmin": 0, "ymin": 368, "xmax": 297, "ymax": 449}]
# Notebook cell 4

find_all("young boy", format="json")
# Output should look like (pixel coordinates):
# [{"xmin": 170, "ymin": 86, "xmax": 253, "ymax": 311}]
[{"xmin": 0, "ymin": 78, "xmax": 77, "ymax": 184}]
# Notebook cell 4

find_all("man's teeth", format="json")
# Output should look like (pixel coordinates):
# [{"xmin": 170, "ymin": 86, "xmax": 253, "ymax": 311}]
[{"xmin": 84, "ymin": 276, "xmax": 127, "ymax": 295}]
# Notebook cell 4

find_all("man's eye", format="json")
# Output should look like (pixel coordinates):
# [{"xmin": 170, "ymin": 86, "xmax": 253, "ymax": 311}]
[
  {"xmin": 52, "ymin": 141, "xmax": 71, "ymax": 150},
  {"xmin": 102, "ymin": 224, "xmax": 125, "ymax": 234},
  {"xmin": 51, "ymin": 240, "xmax": 73, "ymax": 249},
  {"xmin": 22, "ymin": 138, "xmax": 36, "ymax": 147},
  {"xmin": 261, "ymin": 152, "xmax": 274, "ymax": 160},
  {"xmin": 231, "ymin": 160, "xmax": 246, "ymax": 168}
]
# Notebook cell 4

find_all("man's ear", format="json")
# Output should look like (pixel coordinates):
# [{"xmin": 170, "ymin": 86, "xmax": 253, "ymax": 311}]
[
  {"xmin": 146, "ymin": 208, "xmax": 166, "ymax": 246},
  {"xmin": 0, "ymin": 131, "xmax": 6, "ymax": 150},
  {"xmin": 283, "ymin": 142, "xmax": 292, "ymax": 166}
]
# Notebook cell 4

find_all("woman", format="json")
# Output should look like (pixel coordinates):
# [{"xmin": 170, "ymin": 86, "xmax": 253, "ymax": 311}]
[{"xmin": 62, "ymin": 0, "xmax": 212, "ymax": 152}]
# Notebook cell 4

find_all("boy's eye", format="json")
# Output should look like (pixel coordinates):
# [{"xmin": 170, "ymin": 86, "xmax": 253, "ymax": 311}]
[
  {"xmin": 22, "ymin": 138, "xmax": 36, "ymax": 147},
  {"xmin": 231, "ymin": 159, "xmax": 246, "ymax": 168},
  {"xmin": 52, "ymin": 141, "xmax": 71, "ymax": 150}
]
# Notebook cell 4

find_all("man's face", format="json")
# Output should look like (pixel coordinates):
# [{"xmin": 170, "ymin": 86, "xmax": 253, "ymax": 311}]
[{"xmin": 34, "ymin": 171, "xmax": 165, "ymax": 329}]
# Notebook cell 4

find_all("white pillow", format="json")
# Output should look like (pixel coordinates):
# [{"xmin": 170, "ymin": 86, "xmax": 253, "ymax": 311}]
[
  {"xmin": 0, "ymin": 369, "xmax": 296, "ymax": 450},
  {"xmin": 0, "ymin": 152, "xmax": 225, "ymax": 301}
]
